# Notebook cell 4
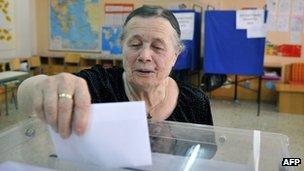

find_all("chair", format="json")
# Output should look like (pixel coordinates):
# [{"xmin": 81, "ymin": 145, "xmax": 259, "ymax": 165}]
[
  {"xmin": 201, "ymin": 73, "xmax": 227, "ymax": 92},
  {"xmin": 64, "ymin": 53, "xmax": 81, "ymax": 73},
  {"xmin": 9, "ymin": 58, "xmax": 21, "ymax": 71},
  {"xmin": 27, "ymin": 55, "xmax": 43, "ymax": 75}
]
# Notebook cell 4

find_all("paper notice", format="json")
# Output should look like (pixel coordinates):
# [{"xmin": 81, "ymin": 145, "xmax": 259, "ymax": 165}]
[
  {"xmin": 266, "ymin": 0, "xmax": 278, "ymax": 15},
  {"xmin": 236, "ymin": 10, "xmax": 265, "ymax": 29},
  {"xmin": 276, "ymin": 15, "xmax": 290, "ymax": 31},
  {"xmin": 290, "ymin": 16, "xmax": 303, "ymax": 32},
  {"xmin": 278, "ymin": 0, "xmax": 291, "ymax": 15},
  {"xmin": 247, "ymin": 24, "xmax": 267, "ymax": 38},
  {"xmin": 266, "ymin": 14, "xmax": 277, "ymax": 31},
  {"xmin": 292, "ymin": 0, "xmax": 304, "ymax": 16},
  {"xmin": 173, "ymin": 12, "xmax": 195, "ymax": 40}
]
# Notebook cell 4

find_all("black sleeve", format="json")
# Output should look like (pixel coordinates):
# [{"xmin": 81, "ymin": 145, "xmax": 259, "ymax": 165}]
[
  {"xmin": 74, "ymin": 65, "xmax": 120, "ymax": 103},
  {"xmin": 194, "ymin": 90, "xmax": 213, "ymax": 125},
  {"xmin": 176, "ymin": 84, "xmax": 213, "ymax": 126},
  {"xmin": 183, "ymin": 86, "xmax": 213, "ymax": 125}
]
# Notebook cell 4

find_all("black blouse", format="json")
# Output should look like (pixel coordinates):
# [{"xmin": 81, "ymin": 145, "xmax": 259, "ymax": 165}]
[{"xmin": 75, "ymin": 65, "xmax": 213, "ymax": 125}]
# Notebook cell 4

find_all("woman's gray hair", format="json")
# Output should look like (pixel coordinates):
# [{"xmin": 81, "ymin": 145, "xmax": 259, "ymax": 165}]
[{"xmin": 121, "ymin": 5, "xmax": 183, "ymax": 52}]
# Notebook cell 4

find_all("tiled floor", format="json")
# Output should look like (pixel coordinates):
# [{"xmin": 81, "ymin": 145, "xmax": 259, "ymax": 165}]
[{"xmin": 0, "ymin": 100, "xmax": 303, "ymax": 170}]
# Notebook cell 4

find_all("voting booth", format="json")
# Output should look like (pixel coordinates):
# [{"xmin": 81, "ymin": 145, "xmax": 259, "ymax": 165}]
[
  {"xmin": 204, "ymin": 10, "xmax": 266, "ymax": 76},
  {"xmin": 203, "ymin": 10, "xmax": 267, "ymax": 115},
  {"xmin": 172, "ymin": 10, "xmax": 201, "ymax": 71},
  {"xmin": 170, "ymin": 10, "xmax": 201, "ymax": 82},
  {"xmin": 0, "ymin": 117, "xmax": 293, "ymax": 171}
]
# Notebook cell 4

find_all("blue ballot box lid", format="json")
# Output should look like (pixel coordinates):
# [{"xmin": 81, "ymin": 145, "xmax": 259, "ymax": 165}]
[{"xmin": 0, "ymin": 118, "xmax": 293, "ymax": 171}]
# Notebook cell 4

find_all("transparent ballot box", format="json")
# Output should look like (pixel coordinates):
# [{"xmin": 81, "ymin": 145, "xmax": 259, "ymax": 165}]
[{"xmin": 0, "ymin": 118, "xmax": 292, "ymax": 171}]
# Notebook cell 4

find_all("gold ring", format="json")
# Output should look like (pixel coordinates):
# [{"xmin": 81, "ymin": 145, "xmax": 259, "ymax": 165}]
[{"xmin": 58, "ymin": 93, "xmax": 72, "ymax": 99}]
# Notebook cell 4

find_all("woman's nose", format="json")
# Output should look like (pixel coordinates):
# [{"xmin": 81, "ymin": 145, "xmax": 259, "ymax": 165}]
[{"xmin": 137, "ymin": 46, "xmax": 152, "ymax": 63}]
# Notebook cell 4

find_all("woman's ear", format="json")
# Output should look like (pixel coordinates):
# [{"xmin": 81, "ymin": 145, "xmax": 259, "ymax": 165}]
[
  {"xmin": 173, "ymin": 45, "xmax": 183, "ymax": 63},
  {"xmin": 178, "ymin": 44, "xmax": 183, "ymax": 55},
  {"xmin": 172, "ymin": 44, "xmax": 183, "ymax": 67},
  {"xmin": 171, "ymin": 53, "xmax": 179, "ymax": 67},
  {"xmin": 175, "ymin": 44, "xmax": 183, "ymax": 56}
]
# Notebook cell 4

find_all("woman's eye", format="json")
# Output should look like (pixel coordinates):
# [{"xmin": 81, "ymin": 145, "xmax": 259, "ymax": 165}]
[
  {"xmin": 131, "ymin": 44, "xmax": 140, "ymax": 47},
  {"xmin": 129, "ymin": 42, "xmax": 141, "ymax": 48},
  {"xmin": 153, "ymin": 45, "xmax": 163, "ymax": 50}
]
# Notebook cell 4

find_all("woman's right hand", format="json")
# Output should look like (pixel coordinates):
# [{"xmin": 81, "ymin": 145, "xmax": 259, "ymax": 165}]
[{"xmin": 17, "ymin": 73, "xmax": 91, "ymax": 139}]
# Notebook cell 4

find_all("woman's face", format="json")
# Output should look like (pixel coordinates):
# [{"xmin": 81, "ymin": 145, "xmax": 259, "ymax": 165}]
[{"xmin": 121, "ymin": 17, "xmax": 179, "ymax": 89}]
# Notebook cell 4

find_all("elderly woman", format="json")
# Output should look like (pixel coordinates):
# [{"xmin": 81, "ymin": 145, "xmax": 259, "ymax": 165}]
[{"xmin": 17, "ymin": 6, "xmax": 213, "ymax": 139}]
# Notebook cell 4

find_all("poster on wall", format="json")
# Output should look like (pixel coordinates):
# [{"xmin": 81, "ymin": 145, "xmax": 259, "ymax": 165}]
[
  {"xmin": 104, "ymin": 3, "xmax": 133, "ymax": 26},
  {"xmin": 290, "ymin": 16, "xmax": 303, "ymax": 32},
  {"xmin": 101, "ymin": 26, "xmax": 123, "ymax": 56},
  {"xmin": 102, "ymin": 3, "xmax": 133, "ymax": 56},
  {"xmin": 0, "ymin": 0, "xmax": 15, "ymax": 50},
  {"xmin": 278, "ymin": 0, "xmax": 291, "ymax": 15},
  {"xmin": 266, "ymin": 0, "xmax": 277, "ymax": 15},
  {"xmin": 292, "ymin": 0, "xmax": 304, "ymax": 16},
  {"xmin": 49, "ymin": 0, "xmax": 101, "ymax": 52},
  {"xmin": 265, "ymin": 42, "xmax": 302, "ymax": 57},
  {"xmin": 266, "ymin": 14, "xmax": 277, "ymax": 31},
  {"xmin": 276, "ymin": 15, "xmax": 289, "ymax": 31}
]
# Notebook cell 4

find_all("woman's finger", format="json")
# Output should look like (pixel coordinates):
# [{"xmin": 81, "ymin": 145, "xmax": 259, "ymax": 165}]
[
  {"xmin": 32, "ymin": 80, "xmax": 44, "ymax": 121},
  {"xmin": 57, "ymin": 74, "xmax": 75, "ymax": 139},
  {"xmin": 73, "ymin": 78, "xmax": 91, "ymax": 136},
  {"xmin": 42, "ymin": 77, "xmax": 58, "ymax": 132}
]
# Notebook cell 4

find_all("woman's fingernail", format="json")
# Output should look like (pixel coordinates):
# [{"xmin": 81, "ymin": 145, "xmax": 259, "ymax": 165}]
[{"xmin": 76, "ymin": 128, "xmax": 83, "ymax": 135}]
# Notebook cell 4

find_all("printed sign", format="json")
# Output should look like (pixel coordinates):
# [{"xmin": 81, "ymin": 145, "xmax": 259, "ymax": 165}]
[{"xmin": 236, "ymin": 10, "xmax": 264, "ymax": 29}]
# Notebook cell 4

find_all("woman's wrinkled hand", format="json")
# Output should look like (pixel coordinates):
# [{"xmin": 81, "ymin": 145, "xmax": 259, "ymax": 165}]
[{"xmin": 18, "ymin": 73, "xmax": 91, "ymax": 139}]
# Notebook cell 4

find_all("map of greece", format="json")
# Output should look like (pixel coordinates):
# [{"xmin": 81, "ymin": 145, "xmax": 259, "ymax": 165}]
[{"xmin": 50, "ymin": 0, "xmax": 101, "ymax": 51}]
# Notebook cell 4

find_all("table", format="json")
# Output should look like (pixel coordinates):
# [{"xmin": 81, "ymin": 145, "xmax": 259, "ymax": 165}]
[
  {"xmin": 275, "ymin": 83, "xmax": 304, "ymax": 114},
  {"xmin": 0, "ymin": 71, "xmax": 30, "ymax": 115},
  {"xmin": 0, "ymin": 117, "xmax": 293, "ymax": 171}
]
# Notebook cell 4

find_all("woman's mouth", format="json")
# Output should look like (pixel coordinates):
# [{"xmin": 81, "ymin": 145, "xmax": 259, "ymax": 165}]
[{"xmin": 134, "ymin": 69, "xmax": 155, "ymax": 75}]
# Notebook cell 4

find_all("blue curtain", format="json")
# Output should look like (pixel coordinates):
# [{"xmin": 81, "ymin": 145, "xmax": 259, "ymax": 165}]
[{"xmin": 204, "ymin": 11, "xmax": 265, "ymax": 76}]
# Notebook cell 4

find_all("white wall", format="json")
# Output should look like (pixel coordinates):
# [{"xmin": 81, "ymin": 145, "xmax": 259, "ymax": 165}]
[
  {"xmin": 29, "ymin": 0, "xmax": 37, "ymax": 55},
  {"xmin": 0, "ymin": 0, "xmax": 37, "ymax": 61}
]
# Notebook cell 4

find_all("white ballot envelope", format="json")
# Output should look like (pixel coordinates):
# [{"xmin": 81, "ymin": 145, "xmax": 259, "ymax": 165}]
[{"xmin": 48, "ymin": 101, "xmax": 152, "ymax": 168}]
